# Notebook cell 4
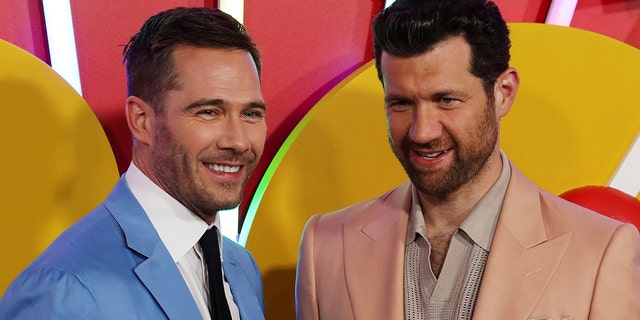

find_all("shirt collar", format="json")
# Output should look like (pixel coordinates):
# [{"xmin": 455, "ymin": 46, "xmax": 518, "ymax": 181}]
[
  {"xmin": 459, "ymin": 151, "xmax": 510, "ymax": 250},
  {"xmin": 124, "ymin": 162, "xmax": 222, "ymax": 263},
  {"xmin": 405, "ymin": 151, "xmax": 511, "ymax": 251}
]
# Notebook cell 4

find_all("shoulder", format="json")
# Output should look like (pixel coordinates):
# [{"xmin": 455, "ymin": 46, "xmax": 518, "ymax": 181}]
[
  {"xmin": 13, "ymin": 202, "xmax": 144, "ymax": 294},
  {"xmin": 32, "ymin": 205, "xmax": 121, "ymax": 270},
  {"xmin": 299, "ymin": 181, "xmax": 412, "ymax": 251},
  {"xmin": 312, "ymin": 181, "xmax": 412, "ymax": 227},
  {"xmin": 507, "ymin": 162, "xmax": 628, "ymax": 239},
  {"xmin": 535, "ymin": 188, "xmax": 640, "ymax": 263},
  {"xmin": 0, "ymin": 264, "xmax": 101, "ymax": 318},
  {"xmin": 539, "ymin": 189, "xmax": 626, "ymax": 237}
]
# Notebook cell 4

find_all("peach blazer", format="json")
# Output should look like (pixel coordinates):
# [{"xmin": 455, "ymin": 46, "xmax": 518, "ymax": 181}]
[{"xmin": 295, "ymin": 163, "xmax": 640, "ymax": 320}]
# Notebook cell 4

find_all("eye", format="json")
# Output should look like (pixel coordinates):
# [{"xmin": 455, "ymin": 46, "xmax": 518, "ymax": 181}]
[
  {"xmin": 441, "ymin": 98, "xmax": 455, "ymax": 104},
  {"xmin": 196, "ymin": 108, "xmax": 220, "ymax": 119},
  {"xmin": 438, "ymin": 97, "xmax": 459, "ymax": 109},
  {"xmin": 242, "ymin": 109, "xmax": 266, "ymax": 122},
  {"xmin": 386, "ymin": 99, "xmax": 411, "ymax": 111}
]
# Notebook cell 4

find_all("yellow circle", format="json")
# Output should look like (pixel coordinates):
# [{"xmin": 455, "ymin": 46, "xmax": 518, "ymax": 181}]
[{"xmin": 0, "ymin": 40, "xmax": 119, "ymax": 293}]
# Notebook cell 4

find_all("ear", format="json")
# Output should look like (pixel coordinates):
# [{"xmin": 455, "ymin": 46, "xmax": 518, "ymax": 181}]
[
  {"xmin": 493, "ymin": 67, "xmax": 520, "ymax": 118},
  {"xmin": 125, "ymin": 96, "xmax": 154, "ymax": 145}
]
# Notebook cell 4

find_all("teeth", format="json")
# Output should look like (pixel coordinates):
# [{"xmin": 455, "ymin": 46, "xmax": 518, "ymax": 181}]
[
  {"xmin": 420, "ymin": 151, "xmax": 445, "ymax": 159},
  {"xmin": 208, "ymin": 164, "xmax": 240, "ymax": 173}
]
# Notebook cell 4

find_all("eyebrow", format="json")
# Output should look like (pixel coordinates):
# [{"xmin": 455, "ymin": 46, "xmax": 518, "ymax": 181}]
[
  {"xmin": 185, "ymin": 98, "xmax": 267, "ymax": 111},
  {"xmin": 384, "ymin": 94, "xmax": 408, "ymax": 104},
  {"xmin": 384, "ymin": 89, "xmax": 466, "ymax": 103},
  {"xmin": 431, "ymin": 90, "xmax": 458, "ymax": 100}
]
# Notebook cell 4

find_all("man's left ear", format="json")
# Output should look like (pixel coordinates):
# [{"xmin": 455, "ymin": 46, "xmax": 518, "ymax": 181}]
[
  {"xmin": 494, "ymin": 67, "xmax": 520, "ymax": 118},
  {"xmin": 126, "ymin": 96, "xmax": 155, "ymax": 146}
]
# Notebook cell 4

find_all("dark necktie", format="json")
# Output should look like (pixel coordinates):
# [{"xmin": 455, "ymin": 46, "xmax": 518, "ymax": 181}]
[{"xmin": 199, "ymin": 227, "xmax": 232, "ymax": 320}]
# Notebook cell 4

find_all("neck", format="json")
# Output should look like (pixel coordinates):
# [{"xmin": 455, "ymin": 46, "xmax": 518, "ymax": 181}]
[{"xmin": 419, "ymin": 151, "xmax": 503, "ymax": 232}]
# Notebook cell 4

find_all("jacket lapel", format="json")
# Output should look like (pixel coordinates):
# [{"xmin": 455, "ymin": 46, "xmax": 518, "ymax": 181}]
[
  {"xmin": 105, "ymin": 178, "xmax": 202, "ymax": 320},
  {"xmin": 473, "ymin": 165, "xmax": 571, "ymax": 319},
  {"xmin": 222, "ymin": 243, "xmax": 265, "ymax": 320},
  {"xmin": 343, "ymin": 182, "xmax": 412, "ymax": 319},
  {"xmin": 134, "ymin": 245, "xmax": 202, "ymax": 319}
]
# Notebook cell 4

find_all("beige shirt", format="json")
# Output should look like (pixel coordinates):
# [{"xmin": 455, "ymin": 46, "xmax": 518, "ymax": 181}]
[{"xmin": 405, "ymin": 152, "xmax": 511, "ymax": 313}]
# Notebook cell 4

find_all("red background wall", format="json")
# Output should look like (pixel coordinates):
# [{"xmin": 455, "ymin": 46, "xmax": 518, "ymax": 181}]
[{"xmin": 1, "ymin": 0, "xmax": 639, "ymax": 227}]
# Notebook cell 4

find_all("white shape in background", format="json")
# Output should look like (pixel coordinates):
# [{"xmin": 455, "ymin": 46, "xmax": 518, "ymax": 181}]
[
  {"xmin": 545, "ymin": 0, "xmax": 579, "ymax": 26},
  {"xmin": 218, "ymin": 0, "xmax": 245, "ymax": 242},
  {"xmin": 42, "ymin": 0, "xmax": 83, "ymax": 95},
  {"xmin": 609, "ymin": 132, "xmax": 640, "ymax": 197},
  {"xmin": 219, "ymin": 0, "xmax": 244, "ymax": 24},
  {"xmin": 219, "ymin": 207, "xmax": 240, "ymax": 242}
]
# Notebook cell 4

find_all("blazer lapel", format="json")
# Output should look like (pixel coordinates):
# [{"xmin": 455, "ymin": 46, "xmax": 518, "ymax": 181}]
[
  {"xmin": 473, "ymin": 165, "xmax": 571, "ymax": 319},
  {"xmin": 105, "ymin": 178, "xmax": 202, "ymax": 320},
  {"xmin": 343, "ymin": 182, "xmax": 412, "ymax": 319},
  {"xmin": 134, "ymin": 245, "xmax": 202, "ymax": 319},
  {"xmin": 222, "ymin": 245, "xmax": 264, "ymax": 320}
]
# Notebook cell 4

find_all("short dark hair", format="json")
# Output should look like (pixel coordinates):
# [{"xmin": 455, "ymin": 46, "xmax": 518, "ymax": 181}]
[
  {"xmin": 123, "ymin": 7, "xmax": 261, "ymax": 114},
  {"xmin": 372, "ymin": 0, "xmax": 510, "ymax": 98}
]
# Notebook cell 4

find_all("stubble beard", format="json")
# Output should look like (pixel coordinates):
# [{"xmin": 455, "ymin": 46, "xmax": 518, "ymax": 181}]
[
  {"xmin": 151, "ymin": 121, "xmax": 252, "ymax": 219},
  {"xmin": 394, "ymin": 103, "xmax": 499, "ymax": 198}
]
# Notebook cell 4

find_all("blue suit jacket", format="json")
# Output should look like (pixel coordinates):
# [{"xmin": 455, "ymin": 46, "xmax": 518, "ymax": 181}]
[{"xmin": 0, "ymin": 177, "xmax": 265, "ymax": 319}]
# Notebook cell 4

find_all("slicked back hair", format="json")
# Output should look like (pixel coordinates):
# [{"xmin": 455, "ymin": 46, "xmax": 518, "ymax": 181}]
[{"xmin": 123, "ymin": 7, "xmax": 261, "ymax": 114}]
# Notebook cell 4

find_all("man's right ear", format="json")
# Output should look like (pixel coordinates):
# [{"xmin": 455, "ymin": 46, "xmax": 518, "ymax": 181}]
[{"xmin": 125, "ymin": 96, "xmax": 153, "ymax": 145}]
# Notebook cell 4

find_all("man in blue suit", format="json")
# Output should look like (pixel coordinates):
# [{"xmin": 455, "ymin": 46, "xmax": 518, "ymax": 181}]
[{"xmin": 0, "ymin": 7, "xmax": 266, "ymax": 319}]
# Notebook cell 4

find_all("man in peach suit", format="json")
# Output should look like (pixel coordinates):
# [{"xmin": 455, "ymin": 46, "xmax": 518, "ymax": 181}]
[{"xmin": 295, "ymin": 0, "xmax": 640, "ymax": 319}]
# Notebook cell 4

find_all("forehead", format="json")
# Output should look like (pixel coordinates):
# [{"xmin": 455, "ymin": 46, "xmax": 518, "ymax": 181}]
[
  {"xmin": 170, "ymin": 45, "xmax": 259, "ymax": 84},
  {"xmin": 170, "ymin": 46, "xmax": 261, "ymax": 95},
  {"xmin": 380, "ymin": 36, "xmax": 476, "ymax": 91},
  {"xmin": 161, "ymin": 46, "xmax": 263, "ymax": 111}
]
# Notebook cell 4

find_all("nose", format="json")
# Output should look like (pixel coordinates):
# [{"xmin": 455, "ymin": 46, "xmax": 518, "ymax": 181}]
[
  {"xmin": 409, "ymin": 105, "xmax": 442, "ymax": 144},
  {"xmin": 216, "ymin": 116, "xmax": 251, "ymax": 154}
]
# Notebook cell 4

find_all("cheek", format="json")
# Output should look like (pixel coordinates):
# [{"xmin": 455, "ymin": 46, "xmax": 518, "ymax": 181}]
[
  {"xmin": 386, "ymin": 114, "xmax": 411, "ymax": 139},
  {"xmin": 444, "ymin": 108, "xmax": 483, "ymax": 134},
  {"xmin": 174, "ymin": 128, "xmax": 215, "ymax": 154},
  {"xmin": 248, "ymin": 124, "xmax": 267, "ymax": 153}
]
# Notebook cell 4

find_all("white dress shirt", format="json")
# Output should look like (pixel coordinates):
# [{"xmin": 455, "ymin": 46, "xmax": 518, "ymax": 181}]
[{"xmin": 125, "ymin": 163, "xmax": 240, "ymax": 319}]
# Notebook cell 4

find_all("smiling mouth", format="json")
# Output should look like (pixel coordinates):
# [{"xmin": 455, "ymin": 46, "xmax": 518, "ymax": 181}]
[
  {"xmin": 206, "ymin": 163, "xmax": 241, "ymax": 173},
  {"xmin": 417, "ymin": 149, "xmax": 449, "ymax": 159}
]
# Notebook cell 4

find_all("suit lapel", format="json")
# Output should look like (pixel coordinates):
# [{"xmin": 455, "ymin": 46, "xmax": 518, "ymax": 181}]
[
  {"xmin": 134, "ymin": 245, "xmax": 202, "ymax": 319},
  {"xmin": 473, "ymin": 165, "xmax": 571, "ymax": 319},
  {"xmin": 105, "ymin": 178, "xmax": 202, "ymax": 320},
  {"xmin": 222, "ymin": 242, "xmax": 264, "ymax": 320},
  {"xmin": 343, "ymin": 182, "xmax": 412, "ymax": 319}
]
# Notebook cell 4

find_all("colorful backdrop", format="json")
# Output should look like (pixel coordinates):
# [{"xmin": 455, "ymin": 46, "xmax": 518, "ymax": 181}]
[
  {"xmin": 3, "ymin": 0, "xmax": 638, "ymax": 224},
  {"xmin": 1, "ymin": 1, "xmax": 640, "ymax": 318}
]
